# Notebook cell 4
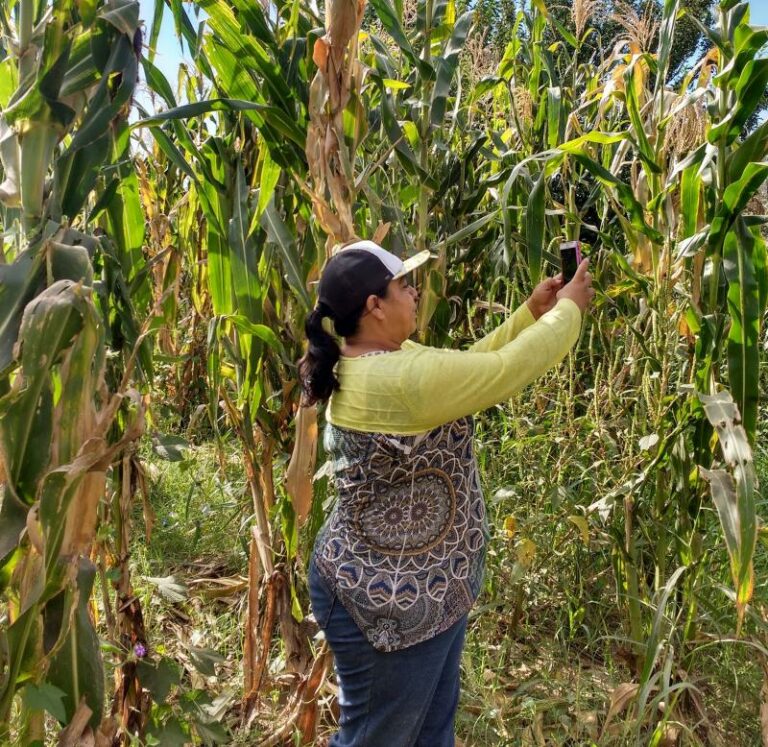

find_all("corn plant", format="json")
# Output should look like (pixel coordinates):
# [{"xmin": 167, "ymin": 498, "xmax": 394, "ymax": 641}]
[
  {"xmin": 136, "ymin": 1, "xmax": 335, "ymax": 739},
  {"xmin": 0, "ymin": 0, "xmax": 147, "ymax": 741}
]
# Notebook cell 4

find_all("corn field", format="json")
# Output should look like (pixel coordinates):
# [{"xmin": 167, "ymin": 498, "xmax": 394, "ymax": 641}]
[{"xmin": 0, "ymin": 0, "xmax": 767, "ymax": 743}]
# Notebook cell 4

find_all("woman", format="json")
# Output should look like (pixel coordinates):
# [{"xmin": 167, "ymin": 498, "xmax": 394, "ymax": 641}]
[{"xmin": 299, "ymin": 239, "xmax": 593, "ymax": 746}]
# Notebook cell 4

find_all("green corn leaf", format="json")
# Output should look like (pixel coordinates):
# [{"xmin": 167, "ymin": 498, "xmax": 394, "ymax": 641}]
[
  {"xmin": 623, "ymin": 58, "xmax": 661, "ymax": 175},
  {"xmin": 0, "ymin": 493, "xmax": 27, "ymax": 576},
  {"xmin": 0, "ymin": 59, "xmax": 18, "ymax": 108},
  {"xmin": 227, "ymin": 316, "xmax": 283, "ymax": 351},
  {"xmin": 369, "ymin": 73, "xmax": 421, "ymax": 180},
  {"xmin": 148, "ymin": 0, "xmax": 165, "ymax": 63},
  {"xmin": 260, "ymin": 199, "xmax": 310, "ymax": 308},
  {"xmin": 52, "ymin": 132, "xmax": 110, "ymax": 220},
  {"xmin": 676, "ymin": 227, "xmax": 709, "ymax": 259},
  {"xmin": 708, "ymin": 58, "xmax": 768, "ymax": 145},
  {"xmin": 46, "ymin": 560, "xmax": 104, "ymax": 726},
  {"xmin": 548, "ymin": 13, "xmax": 578, "ymax": 47},
  {"xmin": 197, "ymin": 0, "xmax": 295, "ymax": 112},
  {"xmin": 202, "ymin": 167, "xmax": 235, "ymax": 316},
  {"xmin": 653, "ymin": 0, "xmax": 681, "ymax": 95},
  {"xmin": 469, "ymin": 76, "xmax": 504, "ymax": 103},
  {"xmin": 368, "ymin": 0, "xmax": 434, "ymax": 80},
  {"xmin": 525, "ymin": 171, "xmax": 546, "ymax": 284},
  {"xmin": 255, "ymin": 148, "xmax": 281, "ymax": 224},
  {"xmin": 683, "ymin": 10, "xmax": 724, "ymax": 51},
  {"xmin": 229, "ymin": 0, "xmax": 274, "ymax": 45},
  {"xmin": 206, "ymin": 240, "xmax": 235, "ymax": 316},
  {"xmin": 680, "ymin": 162, "xmax": 702, "ymax": 239},
  {"xmin": 228, "ymin": 159, "xmax": 262, "ymax": 324},
  {"xmin": 141, "ymin": 57, "xmax": 178, "ymax": 109},
  {"xmin": 559, "ymin": 132, "xmax": 626, "ymax": 151},
  {"xmin": 169, "ymin": 0, "xmax": 201, "ymax": 55},
  {"xmin": 135, "ymin": 95, "xmax": 306, "ymax": 152},
  {"xmin": 67, "ymin": 35, "xmax": 138, "ymax": 151},
  {"xmin": 718, "ymin": 24, "xmax": 768, "ymax": 88},
  {"xmin": 443, "ymin": 211, "xmax": 499, "ymax": 248},
  {"xmin": 722, "ymin": 219, "xmax": 761, "ymax": 441},
  {"xmin": 103, "ymin": 128, "xmax": 149, "ymax": 309},
  {"xmin": 0, "ymin": 249, "xmax": 42, "ymax": 373},
  {"xmin": 726, "ymin": 118, "xmax": 768, "ymax": 184},
  {"xmin": 59, "ymin": 25, "xmax": 100, "ymax": 92},
  {"xmin": 430, "ymin": 11, "xmax": 473, "ymax": 126},
  {"xmin": 0, "ymin": 281, "xmax": 88, "ymax": 504},
  {"xmin": 546, "ymin": 87, "xmax": 562, "ymax": 150},
  {"xmin": 98, "ymin": 0, "xmax": 140, "ymax": 35},
  {"xmin": 708, "ymin": 161, "xmax": 768, "ymax": 256},
  {"xmin": 667, "ymin": 141, "xmax": 711, "ymax": 184}
]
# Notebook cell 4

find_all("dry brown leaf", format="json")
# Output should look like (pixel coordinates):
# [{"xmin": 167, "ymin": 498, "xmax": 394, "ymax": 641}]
[
  {"xmin": 187, "ymin": 576, "xmax": 249, "ymax": 599},
  {"xmin": 372, "ymin": 221, "xmax": 391, "ymax": 245},
  {"xmin": 134, "ymin": 458, "xmax": 155, "ymax": 542},
  {"xmin": 285, "ymin": 405, "xmax": 318, "ymax": 525},
  {"xmin": 57, "ymin": 698, "xmax": 93, "ymax": 746},
  {"xmin": 600, "ymin": 682, "xmax": 639, "ymax": 740}
]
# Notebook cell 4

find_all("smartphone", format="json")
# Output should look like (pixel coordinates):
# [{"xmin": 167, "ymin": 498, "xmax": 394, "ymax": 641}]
[{"xmin": 559, "ymin": 241, "xmax": 582, "ymax": 284}]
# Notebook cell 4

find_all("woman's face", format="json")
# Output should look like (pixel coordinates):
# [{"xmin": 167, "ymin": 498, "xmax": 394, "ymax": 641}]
[{"xmin": 375, "ymin": 276, "xmax": 419, "ymax": 340}]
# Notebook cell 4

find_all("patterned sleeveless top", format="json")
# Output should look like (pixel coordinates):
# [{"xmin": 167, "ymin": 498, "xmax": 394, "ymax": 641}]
[{"xmin": 312, "ymin": 416, "xmax": 488, "ymax": 652}]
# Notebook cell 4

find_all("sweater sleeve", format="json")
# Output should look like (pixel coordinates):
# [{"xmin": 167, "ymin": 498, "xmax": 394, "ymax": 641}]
[
  {"xmin": 468, "ymin": 301, "xmax": 537, "ymax": 353},
  {"xmin": 402, "ymin": 299, "xmax": 581, "ymax": 431}
]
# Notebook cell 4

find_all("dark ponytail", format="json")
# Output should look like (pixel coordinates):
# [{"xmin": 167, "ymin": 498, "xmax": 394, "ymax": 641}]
[
  {"xmin": 299, "ymin": 281, "xmax": 390, "ymax": 405},
  {"xmin": 299, "ymin": 304, "xmax": 342, "ymax": 404}
]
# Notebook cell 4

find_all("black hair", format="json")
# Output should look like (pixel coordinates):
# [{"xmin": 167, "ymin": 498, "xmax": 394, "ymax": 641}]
[{"xmin": 298, "ymin": 282, "xmax": 389, "ymax": 405}]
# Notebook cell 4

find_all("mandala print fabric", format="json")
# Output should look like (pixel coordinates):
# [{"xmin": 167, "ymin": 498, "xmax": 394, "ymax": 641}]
[{"xmin": 313, "ymin": 416, "xmax": 488, "ymax": 651}]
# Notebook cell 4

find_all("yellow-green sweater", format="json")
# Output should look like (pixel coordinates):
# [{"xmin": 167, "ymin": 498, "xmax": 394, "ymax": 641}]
[{"xmin": 327, "ymin": 298, "xmax": 582, "ymax": 433}]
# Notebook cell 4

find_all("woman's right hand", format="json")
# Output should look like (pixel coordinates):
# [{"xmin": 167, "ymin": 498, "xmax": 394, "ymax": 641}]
[{"xmin": 556, "ymin": 258, "xmax": 594, "ymax": 312}]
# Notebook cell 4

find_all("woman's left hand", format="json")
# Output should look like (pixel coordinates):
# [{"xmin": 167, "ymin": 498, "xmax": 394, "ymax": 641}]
[{"xmin": 526, "ymin": 275, "xmax": 564, "ymax": 320}]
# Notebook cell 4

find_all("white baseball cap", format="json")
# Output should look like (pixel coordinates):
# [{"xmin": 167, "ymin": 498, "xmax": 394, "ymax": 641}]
[{"xmin": 317, "ymin": 240, "xmax": 432, "ymax": 318}]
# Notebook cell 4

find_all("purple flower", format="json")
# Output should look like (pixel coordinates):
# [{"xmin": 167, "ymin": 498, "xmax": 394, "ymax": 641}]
[{"xmin": 133, "ymin": 643, "xmax": 147, "ymax": 658}]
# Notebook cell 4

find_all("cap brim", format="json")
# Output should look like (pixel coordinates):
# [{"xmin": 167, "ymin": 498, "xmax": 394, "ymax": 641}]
[{"xmin": 393, "ymin": 249, "xmax": 433, "ymax": 278}]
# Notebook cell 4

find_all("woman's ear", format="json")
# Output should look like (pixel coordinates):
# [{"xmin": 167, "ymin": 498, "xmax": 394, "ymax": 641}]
[{"xmin": 366, "ymin": 294, "xmax": 385, "ymax": 320}]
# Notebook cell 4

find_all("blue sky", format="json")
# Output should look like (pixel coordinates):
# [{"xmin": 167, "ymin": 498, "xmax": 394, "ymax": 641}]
[{"xmin": 751, "ymin": 1, "xmax": 768, "ymax": 25}]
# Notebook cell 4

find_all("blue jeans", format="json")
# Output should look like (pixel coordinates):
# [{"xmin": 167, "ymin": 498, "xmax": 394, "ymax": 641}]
[{"xmin": 309, "ymin": 558, "xmax": 466, "ymax": 747}]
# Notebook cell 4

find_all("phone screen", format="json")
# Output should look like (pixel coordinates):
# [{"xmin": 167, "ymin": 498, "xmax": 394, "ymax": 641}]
[{"xmin": 560, "ymin": 242, "xmax": 581, "ymax": 283}]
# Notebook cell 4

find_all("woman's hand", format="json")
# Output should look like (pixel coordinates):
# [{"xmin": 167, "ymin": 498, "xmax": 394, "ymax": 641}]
[
  {"xmin": 556, "ymin": 259, "xmax": 594, "ymax": 312},
  {"xmin": 526, "ymin": 275, "xmax": 564, "ymax": 320}
]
